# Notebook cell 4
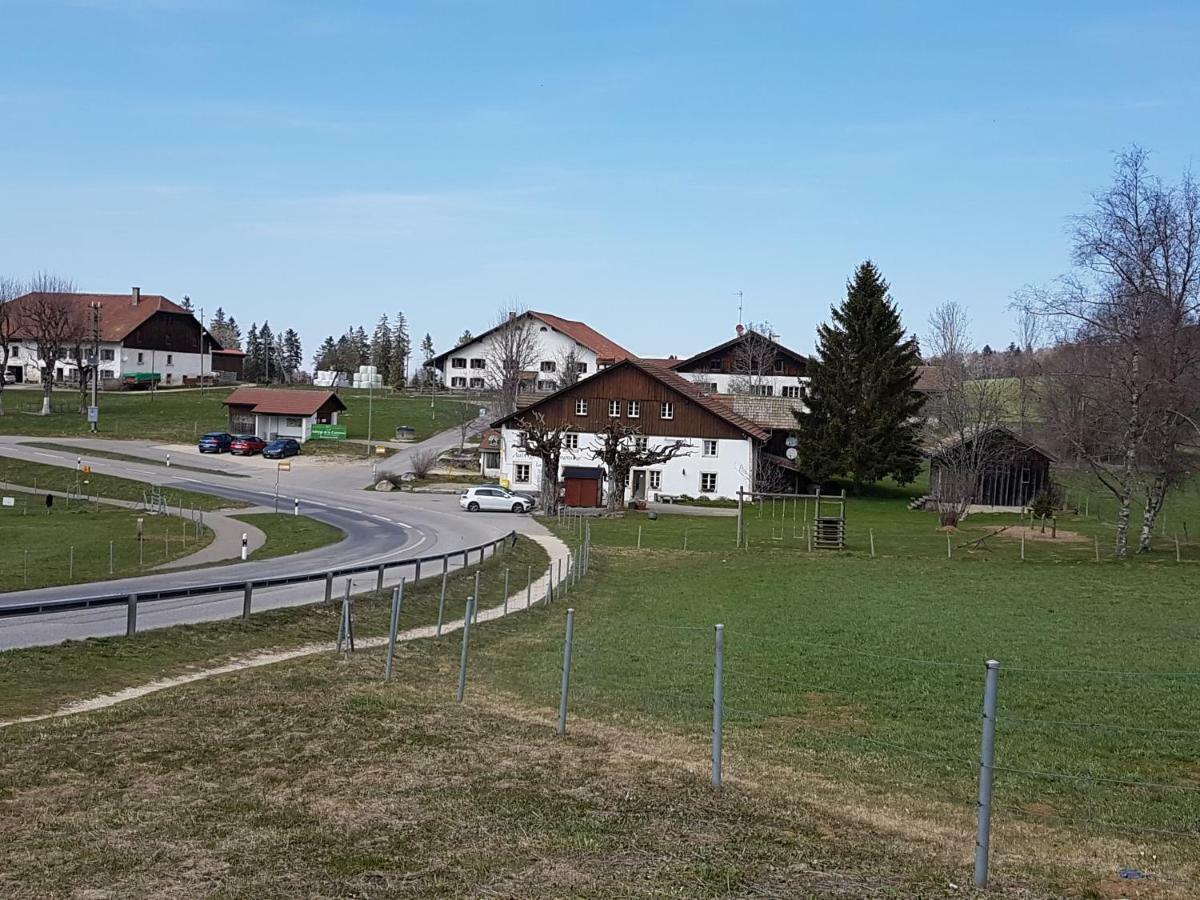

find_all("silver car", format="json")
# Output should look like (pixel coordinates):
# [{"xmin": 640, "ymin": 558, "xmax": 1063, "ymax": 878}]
[{"xmin": 459, "ymin": 486, "xmax": 533, "ymax": 514}]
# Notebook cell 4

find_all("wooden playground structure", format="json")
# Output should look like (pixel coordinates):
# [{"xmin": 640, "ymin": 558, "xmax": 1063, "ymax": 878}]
[{"xmin": 735, "ymin": 488, "xmax": 847, "ymax": 550}]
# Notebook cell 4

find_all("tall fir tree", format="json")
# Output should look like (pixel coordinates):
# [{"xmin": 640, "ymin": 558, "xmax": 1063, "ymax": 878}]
[
  {"xmin": 390, "ymin": 311, "xmax": 410, "ymax": 390},
  {"xmin": 224, "ymin": 316, "xmax": 243, "ymax": 350},
  {"xmin": 314, "ymin": 336, "xmax": 336, "ymax": 371},
  {"xmin": 457, "ymin": 329, "xmax": 474, "ymax": 346},
  {"xmin": 282, "ymin": 329, "xmax": 303, "ymax": 381},
  {"xmin": 419, "ymin": 333, "xmax": 436, "ymax": 386},
  {"xmin": 793, "ymin": 261, "xmax": 923, "ymax": 490},
  {"xmin": 258, "ymin": 321, "xmax": 277, "ymax": 383},
  {"xmin": 244, "ymin": 323, "xmax": 261, "ymax": 382},
  {"xmin": 370, "ymin": 314, "xmax": 393, "ymax": 383},
  {"xmin": 353, "ymin": 326, "xmax": 370, "ymax": 367}
]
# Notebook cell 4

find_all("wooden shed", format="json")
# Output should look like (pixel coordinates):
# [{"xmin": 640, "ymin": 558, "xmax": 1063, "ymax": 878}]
[{"xmin": 928, "ymin": 426, "xmax": 1056, "ymax": 509}]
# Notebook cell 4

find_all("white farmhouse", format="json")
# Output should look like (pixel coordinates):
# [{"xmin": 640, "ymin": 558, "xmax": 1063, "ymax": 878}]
[{"xmin": 428, "ymin": 311, "xmax": 632, "ymax": 394}]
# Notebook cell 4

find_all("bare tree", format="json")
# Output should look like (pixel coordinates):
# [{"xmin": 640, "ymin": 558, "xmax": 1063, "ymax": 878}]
[
  {"xmin": 728, "ymin": 323, "xmax": 779, "ymax": 395},
  {"xmin": 554, "ymin": 344, "xmax": 585, "ymax": 391},
  {"xmin": 1020, "ymin": 147, "xmax": 1200, "ymax": 555},
  {"xmin": 1013, "ymin": 308, "xmax": 1043, "ymax": 436},
  {"xmin": 0, "ymin": 276, "xmax": 24, "ymax": 416},
  {"xmin": 485, "ymin": 303, "xmax": 540, "ymax": 416},
  {"xmin": 447, "ymin": 401, "xmax": 481, "ymax": 451},
  {"xmin": 25, "ymin": 272, "xmax": 80, "ymax": 416},
  {"xmin": 589, "ymin": 421, "xmax": 690, "ymax": 513},
  {"xmin": 924, "ymin": 302, "xmax": 1014, "ymax": 527},
  {"xmin": 408, "ymin": 449, "xmax": 439, "ymax": 480},
  {"xmin": 513, "ymin": 410, "xmax": 573, "ymax": 516}
]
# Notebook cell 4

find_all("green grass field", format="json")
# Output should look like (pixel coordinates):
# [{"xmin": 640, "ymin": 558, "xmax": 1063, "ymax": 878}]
[
  {"xmin": 231, "ymin": 512, "xmax": 345, "ymax": 561},
  {"xmin": 0, "ymin": 386, "xmax": 472, "ymax": 444},
  {"xmin": 0, "ymin": 490, "xmax": 215, "ymax": 589},
  {"xmin": 0, "ymin": 456, "xmax": 249, "ymax": 511}
]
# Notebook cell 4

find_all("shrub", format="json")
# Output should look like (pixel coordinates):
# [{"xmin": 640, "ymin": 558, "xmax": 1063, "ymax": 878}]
[
  {"xmin": 1030, "ymin": 488, "xmax": 1059, "ymax": 519},
  {"xmin": 408, "ymin": 450, "xmax": 439, "ymax": 480}
]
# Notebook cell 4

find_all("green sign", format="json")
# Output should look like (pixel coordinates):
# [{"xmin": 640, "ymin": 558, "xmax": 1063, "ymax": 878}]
[{"xmin": 310, "ymin": 424, "xmax": 347, "ymax": 440}]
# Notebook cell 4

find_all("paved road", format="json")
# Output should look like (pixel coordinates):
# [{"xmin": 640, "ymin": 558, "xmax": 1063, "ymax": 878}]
[{"xmin": 0, "ymin": 426, "xmax": 550, "ymax": 650}]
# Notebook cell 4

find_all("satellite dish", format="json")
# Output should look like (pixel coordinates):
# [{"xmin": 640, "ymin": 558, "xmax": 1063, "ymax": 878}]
[
  {"xmin": 785, "ymin": 436, "xmax": 798, "ymax": 448},
  {"xmin": 785, "ymin": 447, "xmax": 798, "ymax": 460}
]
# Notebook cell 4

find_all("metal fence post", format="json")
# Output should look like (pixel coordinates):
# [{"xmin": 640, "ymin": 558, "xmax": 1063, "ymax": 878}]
[
  {"xmin": 125, "ymin": 593, "xmax": 138, "ymax": 636},
  {"xmin": 637, "ymin": 525, "xmax": 642, "ymax": 549},
  {"xmin": 974, "ymin": 659, "xmax": 1001, "ymax": 888},
  {"xmin": 443, "ymin": 553, "xmax": 449, "ymax": 576},
  {"xmin": 869, "ymin": 528, "xmax": 875, "ymax": 558},
  {"xmin": 946, "ymin": 533, "xmax": 952, "ymax": 559},
  {"xmin": 69, "ymin": 545, "xmax": 74, "ymax": 579},
  {"xmin": 385, "ymin": 580, "xmax": 404, "ymax": 682},
  {"xmin": 547, "ymin": 569, "xmax": 553, "ymax": 604},
  {"xmin": 456, "ymin": 598, "xmax": 475, "ymax": 703},
  {"xmin": 1020, "ymin": 534, "xmax": 1025, "ymax": 561},
  {"xmin": 712, "ymin": 623, "xmax": 725, "ymax": 788},
  {"xmin": 324, "ymin": 571, "xmax": 333, "ymax": 605},
  {"xmin": 437, "ymin": 568, "xmax": 449, "ymax": 637},
  {"xmin": 526, "ymin": 564, "xmax": 533, "ymax": 608},
  {"xmin": 109, "ymin": 540, "xmax": 114, "ymax": 574},
  {"xmin": 503, "ymin": 568, "xmax": 510, "ymax": 615},
  {"xmin": 1094, "ymin": 535, "xmax": 1100, "ymax": 562},
  {"xmin": 473, "ymin": 571, "xmax": 481, "ymax": 623},
  {"xmin": 376, "ymin": 564, "xmax": 385, "ymax": 592},
  {"xmin": 557, "ymin": 557, "xmax": 563, "ymax": 592},
  {"xmin": 558, "ymin": 607, "xmax": 576, "ymax": 735},
  {"xmin": 415, "ymin": 557, "xmax": 422, "ymax": 581},
  {"xmin": 242, "ymin": 581, "xmax": 253, "ymax": 619}
]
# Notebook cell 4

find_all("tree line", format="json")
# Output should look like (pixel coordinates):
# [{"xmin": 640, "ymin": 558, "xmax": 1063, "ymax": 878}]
[{"xmin": 311, "ymin": 313, "xmax": 437, "ymax": 390}]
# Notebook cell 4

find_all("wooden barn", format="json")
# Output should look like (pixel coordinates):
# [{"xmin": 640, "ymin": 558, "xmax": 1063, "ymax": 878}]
[{"xmin": 928, "ymin": 426, "xmax": 1056, "ymax": 509}]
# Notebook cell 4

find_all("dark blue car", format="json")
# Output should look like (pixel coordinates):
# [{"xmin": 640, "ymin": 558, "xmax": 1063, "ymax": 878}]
[
  {"xmin": 263, "ymin": 438, "xmax": 301, "ymax": 459},
  {"xmin": 198, "ymin": 431, "xmax": 233, "ymax": 453}
]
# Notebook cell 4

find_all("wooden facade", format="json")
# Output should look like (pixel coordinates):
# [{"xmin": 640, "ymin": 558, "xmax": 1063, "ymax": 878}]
[
  {"xmin": 929, "ymin": 429, "xmax": 1055, "ymax": 508},
  {"xmin": 499, "ymin": 361, "xmax": 762, "ymax": 440},
  {"xmin": 123, "ymin": 310, "xmax": 212, "ymax": 353},
  {"xmin": 672, "ymin": 330, "xmax": 809, "ymax": 377}
]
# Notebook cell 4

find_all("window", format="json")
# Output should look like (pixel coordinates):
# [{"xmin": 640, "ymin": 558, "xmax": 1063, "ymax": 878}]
[
  {"xmin": 451, "ymin": 358, "xmax": 467, "ymax": 369},
  {"xmin": 164, "ymin": 373, "xmax": 173, "ymax": 384},
  {"xmin": 100, "ymin": 348, "xmax": 114, "ymax": 361},
  {"xmin": 515, "ymin": 463, "xmax": 531, "ymax": 484},
  {"xmin": 700, "ymin": 472, "xmax": 718, "ymax": 493},
  {"xmin": 469, "ymin": 377, "xmax": 485, "ymax": 389},
  {"xmin": 540, "ymin": 360, "xmax": 556, "ymax": 373},
  {"xmin": 648, "ymin": 470, "xmax": 661, "ymax": 491},
  {"xmin": 634, "ymin": 436, "xmax": 648, "ymax": 452},
  {"xmin": 469, "ymin": 358, "xmax": 486, "ymax": 369},
  {"xmin": 285, "ymin": 417, "xmax": 302, "ymax": 428},
  {"xmin": 782, "ymin": 385, "xmax": 801, "ymax": 399},
  {"xmin": 774, "ymin": 359, "xmax": 785, "ymax": 372},
  {"xmin": 750, "ymin": 384, "xmax": 774, "ymax": 397},
  {"xmin": 564, "ymin": 433, "xmax": 579, "ymax": 450},
  {"xmin": 708, "ymin": 359, "xmax": 722, "ymax": 371},
  {"xmin": 705, "ymin": 382, "xmax": 719, "ymax": 393},
  {"xmin": 451, "ymin": 376, "xmax": 467, "ymax": 387},
  {"xmin": 536, "ymin": 379, "xmax": 555, "ymax": 392},
  {"xmin": 137, "ymin": 352, "xmax": 144, "ymax": 364},
  {"xmin": 166, "ymin": 354, "xmax": 173, "ymax": 365},
  {"xmin": 100, "ymin": 369, "xmax": 114, "ymax": 379},
  {"xmin": 576, "ymin": 361, "xmax": 588, "ymax": 374},
  {"xmin": 608, "ymin": 399, "xmax": 620, "ymax": 417},
  {"xmin": 575, "ymin": 399, "xmax": 588, "ymax": 416},
  {"xmin": 627, "ymin": 400, "xmax": 639, "ymax": 418},
  {"xmin": 660, "ymin": 401, "xmax": 674, "ymax": 419},
  {"xmin": 702, "ymin": 439, "xmax": 718, "ymax": 457}
]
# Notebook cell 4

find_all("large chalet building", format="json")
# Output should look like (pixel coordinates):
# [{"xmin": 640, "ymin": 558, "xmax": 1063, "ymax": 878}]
[
  {"xmin": 428, "ymin": 311, "xmax": 633, "ymax": 394},
  {"xmin": 487, "ymin": 327, "xmax": 813, "ymax": 505},
  {"xmin": 4, "ymin": 287, "xmax": 242, "ymax": 386}
]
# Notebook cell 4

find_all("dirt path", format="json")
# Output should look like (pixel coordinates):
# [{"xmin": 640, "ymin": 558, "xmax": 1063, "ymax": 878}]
[{"xmin": 0, "ymin": 531, "xmax": 570, "ymax": 729}]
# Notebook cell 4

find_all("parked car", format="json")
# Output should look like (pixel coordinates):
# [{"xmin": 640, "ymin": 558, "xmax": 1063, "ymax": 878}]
[
  {"xmin": 230, "ymin": 434, "xmax": 267, "ymax": 456},
  {"xmin": 263, "ymin": 438, "xmax": 302, "ymax": 459},
  {"xmin": 198, "ymin": 431, "xmax": 233, "ymax": 453},
  {"xmin": 459, "ymin": 485, "xmax": 534, "ymax": 514}
]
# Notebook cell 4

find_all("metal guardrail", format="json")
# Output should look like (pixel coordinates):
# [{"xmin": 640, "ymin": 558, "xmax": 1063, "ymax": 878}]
[{"xmin": 0, "ymin": 530, "xmax": 519, "ymax": 619}]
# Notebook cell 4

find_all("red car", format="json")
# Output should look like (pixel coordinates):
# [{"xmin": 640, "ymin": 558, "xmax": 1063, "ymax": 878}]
[{"xmin": 230, "ymin": 434, "xmax": 267, "ymax": 456}]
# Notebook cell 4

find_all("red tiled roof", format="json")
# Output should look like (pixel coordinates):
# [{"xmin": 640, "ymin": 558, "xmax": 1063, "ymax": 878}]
[
  {"xmin": 223, "ymin": 387, "xmax": 347, "ymax": 417},
  {"xmin": 5, "ymin": 291, "xmax": 211, "ymax": 344},
  {"xmin": 527, "ymin": 312, "xmax": 634, "ymax": 362}
]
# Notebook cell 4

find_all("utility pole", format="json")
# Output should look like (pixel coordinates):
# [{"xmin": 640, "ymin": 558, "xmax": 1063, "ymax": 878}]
[
  {"xmin": 365, "ymin": 378, "xmax": 374, "ymax": 458},
  {"xmin": 89, "ymin": 301, "xmax": 101, "ymax": 433},
  {"xmin": 735, "ymin": 290, "xmax": 744, "ymax": 327},
  {"xmin": 195, "ymin": 300, "xmax": 206, "ymax": 395}
]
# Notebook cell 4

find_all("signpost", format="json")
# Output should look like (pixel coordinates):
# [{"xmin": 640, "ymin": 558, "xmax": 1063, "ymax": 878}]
[{"xmin": 274, "ymin": 461, "xmax": 290, "ymax": 513}]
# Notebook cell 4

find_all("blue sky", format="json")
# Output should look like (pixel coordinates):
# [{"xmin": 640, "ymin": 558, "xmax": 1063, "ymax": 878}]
[{"xmin": 2, "ymin": 1, "xmax": 1198, "ymax": 363}]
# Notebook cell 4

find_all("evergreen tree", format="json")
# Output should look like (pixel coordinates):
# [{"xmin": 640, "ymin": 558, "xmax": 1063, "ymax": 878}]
[
  {"xmin": 793, "ymin": 261, "xmax": 923, "ymax": 490},
  {"xmin": 258, "ymin": 321, "xmax": 276, "ymax": 383},
  {"xmin": 224, "ymin": 316, "xmax": 243, "ymax": 350},
  {"xmin": 457, "ymin": 329, "xmax": 474, "ymax": 346},
  {"xmin": 282, "ymin": 329, "xmax": 303, "ymax": 381},
  {"xmin": 390, "ymin": 311, "xmax": 410, "ymax": 390},
  {"xmin": 244, "ymin": 323, "xmax": 261, "ymax": 382},
  {"xmin": 180, "ymin": 295, "xmax": 194, "ymax": 312},
  {"xmin": 353, "ymin": 326, "xmax": 370, "ymax": 366},
  {"xmin": 314, "ymin": 336, "xmax": 336, "ymax": 371},
  {"xmin": 370, "ymin": 314, "xmax": 392, "ymax": 384},
  {"xmin": 419, "ymin": 333, "xmax": 436, "ymax": 386}
]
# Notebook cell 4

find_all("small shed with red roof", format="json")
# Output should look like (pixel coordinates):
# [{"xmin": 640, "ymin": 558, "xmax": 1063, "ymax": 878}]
[{"xmin": 223, "ymin": 387, "xmax": 347, "ymax": 443}]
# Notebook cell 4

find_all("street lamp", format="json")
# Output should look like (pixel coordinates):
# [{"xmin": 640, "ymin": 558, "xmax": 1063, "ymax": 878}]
[{"xmin": 365, "ymin": 378, "xmax": 374, "ymax": 458}]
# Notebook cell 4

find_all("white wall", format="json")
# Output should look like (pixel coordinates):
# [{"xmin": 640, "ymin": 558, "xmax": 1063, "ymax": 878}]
[
  {"xmin": 255, "ymin": 413, "xmax": 313, "ymax": 442},
  {"xmin": 7, "ymin": 340, "xmax": 216, "ymax": 384},
  {"xmin": 681, "ymin": 371, "xmax": 806, "ymax": 398},
  {"xmin": 440, "ymin": 315, "xmax": 604, "ymax": 392},
  {"xmin": 499, "ymin": 427, "xmax": 754, "ymax": 501}
]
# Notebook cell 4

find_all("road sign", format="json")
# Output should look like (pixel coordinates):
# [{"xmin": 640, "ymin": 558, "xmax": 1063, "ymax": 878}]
[
  {"xmin": 82, "ymin": 465, "xmax": 92, "ymax": 477},
  {"xmin": 87, "ymin": 406, "xmax": 99, "ymax": 423},
  {"xmin": 277, "ymin": 462, "xmax": 291, "ymax": 472},
  {"xmin": 2, "ymin": 496, "xmax": 14, "ymax": 508},
  {"xmin": 375, "ymin": 445, "xmax": 387, "ymax": 456}
]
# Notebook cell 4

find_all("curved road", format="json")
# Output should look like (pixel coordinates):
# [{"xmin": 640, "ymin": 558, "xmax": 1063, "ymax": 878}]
[{"xmin": 0, "ymin": 429, "xmax": 546, "ymax": 650}]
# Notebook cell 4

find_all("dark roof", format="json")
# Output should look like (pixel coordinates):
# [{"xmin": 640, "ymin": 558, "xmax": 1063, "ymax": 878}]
[
  {"xmin": 223, "ymin": 388, "xmax": 347, "ymax": 417},
  {"xmin": 563, "ymin": 466, "xmax": 604, "ymax": 479},
  {"xmin": 914, "ymin": 365, "xmax": 948, "ymax": 393},
  {"xmin": 430, "ymin": 311, "xmax": 633, "ymax": 366},
  {"xmin": 670, "ymin": 329, "xmax": 810, "ymax": 372},
  {"xmin": 927, "ymin": 425, "xmax": 1057, "ymax": 462},
  {"xmin": 6, "ymin": 291, "xmax": 220, "ymax": 346},
  {"xmin": 490, "ymin": 357, "xmax": 770, "ymax": 441}
]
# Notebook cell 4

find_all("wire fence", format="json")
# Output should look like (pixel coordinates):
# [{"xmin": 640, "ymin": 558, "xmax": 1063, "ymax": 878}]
[{"xmin": 453, "ymin": 607, "xmax": 1200, "ymax": 892}]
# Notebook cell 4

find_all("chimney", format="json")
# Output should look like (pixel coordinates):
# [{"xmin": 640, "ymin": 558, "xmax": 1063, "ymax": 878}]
[{"xmin": 132, "ymin": 286, "xmax": 141, "ymax": 307}]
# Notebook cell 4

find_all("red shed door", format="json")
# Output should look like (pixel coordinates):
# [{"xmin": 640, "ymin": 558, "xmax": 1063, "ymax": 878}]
[{"xmin": 564, "ymin": 476, "xmax": 600, "ymax": 508}]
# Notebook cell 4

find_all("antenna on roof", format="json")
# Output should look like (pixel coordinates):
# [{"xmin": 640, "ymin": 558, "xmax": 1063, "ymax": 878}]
[{"xmin": 734, "ymin": 290, "xmax": 744, "ymax": 329}]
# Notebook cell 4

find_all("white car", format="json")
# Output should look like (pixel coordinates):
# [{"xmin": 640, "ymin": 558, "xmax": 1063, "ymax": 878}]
[{"xmin": 460, "ymin": 485, "xmax": 534, "ymax": 514}]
